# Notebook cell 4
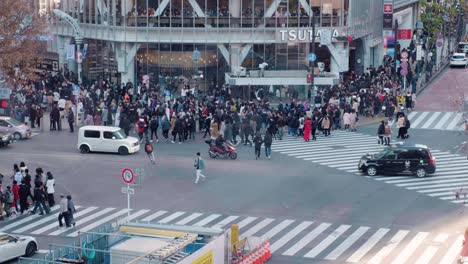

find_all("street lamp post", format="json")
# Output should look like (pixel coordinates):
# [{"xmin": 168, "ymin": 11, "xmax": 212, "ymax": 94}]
[
  {"xmin": 192, "ymin": 49, "xmax": 201, "ymax": 130},
  {"xmin": 53, "ymin": 9, "xmax": 83, "ymax": 85},
  {"xmin": 53, "ymin": 9, "xmax": 83, "ymax": 127}
]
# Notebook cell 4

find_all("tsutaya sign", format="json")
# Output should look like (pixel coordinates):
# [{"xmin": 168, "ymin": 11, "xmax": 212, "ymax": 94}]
[{"xmin": 279, "ymin": 29, "xmax": 341, "ymax": 42}]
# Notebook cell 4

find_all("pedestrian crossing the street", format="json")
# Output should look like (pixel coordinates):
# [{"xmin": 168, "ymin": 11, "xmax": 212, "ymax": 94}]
[
  {"xmin": 271, "ymin": 131, "xmax": 468, "ymax": 206},
  {"xmin": 389, "ymin": 111, "xmax": 465, "ymax": 131},
  {"xmin": 0, "ymin": 207, "xmax": 463, "ymax": 263}
]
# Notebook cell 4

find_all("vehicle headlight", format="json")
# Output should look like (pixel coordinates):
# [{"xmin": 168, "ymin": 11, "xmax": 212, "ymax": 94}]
[
  {"xmin": 2, "ymin": 136, "xmax": 8, "ymax": 141},
  {"xmin": 133, "ymin": 142, "xmax": 139, "ymax": 147}
]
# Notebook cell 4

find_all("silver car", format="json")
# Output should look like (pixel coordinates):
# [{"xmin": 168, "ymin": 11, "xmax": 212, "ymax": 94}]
[{"xmin": 0, "ymin": 116, "xmax": 32, "ymax": 140}]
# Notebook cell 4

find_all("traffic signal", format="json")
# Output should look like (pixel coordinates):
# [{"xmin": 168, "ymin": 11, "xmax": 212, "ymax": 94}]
[{"xmin": 0, "ymin": 100, "xmax": 8, "ymax": 109}]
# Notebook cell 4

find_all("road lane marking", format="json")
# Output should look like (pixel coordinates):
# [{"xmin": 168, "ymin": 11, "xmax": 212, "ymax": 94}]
[
  {"xmin": 68, "ymin": 209, "xmax": 129, "ymax": 237},
  {"xmin": 304, "ymin": 224, "xmax": 351, "ymax": 258},
  {"xmin": 270, "ymin": 221, "xmax": 313, "ymax": 253},
  {"xmin": 421, "ymin": 112, "xmax": 441, "ymax": 129},
  {"xmin": 193, "ymin": 214, "xmax": 222, "ymax": 227},
  {"xmin": 368, "ymin": 230, "xmax": 409, "ymax": 264},
  {"xmin": 14, "ymin": 206, "xmax": 82, "ymax": 233},
  {"xmin": 158, "ymin": 211, "xmax": 185, "ymax": 224},
  {"xmin": 262, "ymin": 220, "xmax": 295, "ymax": 240},
  {"xmin": 241, "ymin": 218, "xmax": 275, "ymax": 237},
  {"xmin": 141, "ymin": 210, "xmax": 168, "ymax": 222},
  {"xmin": 325, "ymin": 226, "xmax": 369, "ymax": 260},
  {"xmin": 434, "ymin": 112, "xmax": 453, "ymax": 130},
  {"xmin": 175, "ymin": 213, "xmax": 203, "ymax": 225},
  {"xmin": 414, "ymin": 233, "xmax": 448, "ymax": 264},
  {"xmin": 48, "ymin": 207, "xmax": 116, "ymax": 236},
  {"xmin": 439, "ymin": 235, "xmax": 463, "ymax": 264},
  {"xmin": 347, "ymin": 228, "xmax": 389, "ymax": 263},
  {"xmin": 31, "ymin": 207, "xmax": 97, "ymax": 235},
  {"xmin": 211, "ymin": 216, "xmax": 239, "ymax": 229},
  {"xmin": 283, "ymin": 223, "xmax": 332, "ymax": 256},
  {"xmin": 238, "ymin": 217, "xmax": 258, "ymax": 229},
  {"xmin": 0, "ymin": 205, "xmax": 59, "ymax": 232},
  {"xmin": 390, "ymin": 232, "xmax": 428, "ymax": 264}
]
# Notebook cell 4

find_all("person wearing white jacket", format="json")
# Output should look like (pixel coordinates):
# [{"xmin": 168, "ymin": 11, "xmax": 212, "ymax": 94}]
[{"xmin": 46, "ymin": 172, "xmax": 55, "ymax": 207}]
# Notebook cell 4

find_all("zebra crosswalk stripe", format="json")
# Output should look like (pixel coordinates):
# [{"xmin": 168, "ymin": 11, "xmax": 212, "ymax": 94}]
[
  {"xmin": 391, "ymin": 111, "xmax": 465, "ymax": 131},
  {"xmin": 271, "ymin": 132, "xmax": 468, "ymax": 206},
  {"xmin": 0, "ymin": 206, "xmax": 464, "ymax": 263}
]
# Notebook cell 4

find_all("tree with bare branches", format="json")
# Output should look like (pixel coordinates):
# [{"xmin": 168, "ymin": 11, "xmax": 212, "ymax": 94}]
[{"xmin": 0, "ymin": 0, "xmax": 47, "ymax": 84}]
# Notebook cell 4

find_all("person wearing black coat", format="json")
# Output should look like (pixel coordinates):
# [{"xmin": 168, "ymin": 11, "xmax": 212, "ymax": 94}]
[
  {"xmin": 149, "ymin": 116, "xmax": 159, "ymax": 142},
  {"xmin": 253, "ymin": 132, "xmax": 263, "ymax": 160},
  {"xmin": 264, "ymin": 131, "xmax": 273, "ymax": 159},
  {"xmin": 31, "ymin": 183, "xmax": 50, "ymax": 215},
  {"xmin": 173, "ymin": 117, "xmax": 184, "ymax": 144},
  {"xmin": 50, "ymin": 106, "xmax": 60, "ymax": 131},
  {"xmin": 19, "ymin": 180, "xmax": 33, "ymax": 214},
  {"xmin": 311, "ymin": 116, "xmax": 318, "ymax": 141},
  {"xmin": 377, "ymin": 121, "xmax": 385, "ymax": 145}
]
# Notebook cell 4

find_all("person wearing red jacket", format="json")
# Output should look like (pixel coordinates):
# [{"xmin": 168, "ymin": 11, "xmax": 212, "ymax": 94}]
[
  {"xmin": 303, "ymin": 117, "xmax": 312, "ymax": 142},
  {"xmin": 12, "ymin": 180, "xmax": 20, "ymax": 212},
  {"xmin": 136, "ymin": 117, "xmax": 147, "ymax": 143}
]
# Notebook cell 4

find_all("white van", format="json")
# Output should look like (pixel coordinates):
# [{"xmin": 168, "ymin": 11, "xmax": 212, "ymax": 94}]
[{"xmin": 77, "ymin": 126, "xmax": 140, "ymax": 155}]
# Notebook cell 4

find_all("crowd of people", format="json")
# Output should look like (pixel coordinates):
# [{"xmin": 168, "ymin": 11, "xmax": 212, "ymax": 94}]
[
  {"xmin": 0, "ymin": 162, "xmax": 76, "ymax": 227},
  {"xmin": 5, "ymin": 60, "xmax": 418, "ymax": 151}
]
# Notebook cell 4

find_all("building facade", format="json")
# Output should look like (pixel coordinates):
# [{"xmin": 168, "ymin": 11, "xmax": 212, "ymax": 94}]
[{"xmin": 37, "ymin": 0, "xmax": 419, "ymax": 92}]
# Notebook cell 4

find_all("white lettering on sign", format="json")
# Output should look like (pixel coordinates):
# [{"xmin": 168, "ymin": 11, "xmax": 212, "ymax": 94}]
[{"xmin": 279, "ymin": 29, "xmax": 340, "ymax": 42}]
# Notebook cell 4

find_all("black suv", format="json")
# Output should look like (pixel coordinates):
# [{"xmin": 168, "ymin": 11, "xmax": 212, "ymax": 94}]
[{"xmin": 358, "ymin": 144, "xmax": 436, "ymax": 178}]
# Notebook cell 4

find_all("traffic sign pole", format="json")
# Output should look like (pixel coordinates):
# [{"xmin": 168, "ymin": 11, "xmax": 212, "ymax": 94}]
[{"xmin": 121, "ymin": 168, "xmax": 135, "ymax": 219}]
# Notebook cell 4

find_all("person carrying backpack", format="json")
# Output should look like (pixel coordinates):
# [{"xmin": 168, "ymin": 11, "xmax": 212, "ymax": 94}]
[
  {"xmin": 3, "ymin": 186, "xmax": 14, "ymax": 217},
  {"xmin": 145, "ymin": 141, "xmax": 156, "ymax": 164}
]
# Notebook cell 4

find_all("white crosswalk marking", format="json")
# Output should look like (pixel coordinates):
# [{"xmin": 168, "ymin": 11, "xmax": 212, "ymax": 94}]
[
  {"xmin": 158, "ymin": 212, "xmax": 185, "ymax": 223},
  {"xmin": 270, "ymin": 221, "xmax": 313, "ymax": 253},
  {"xmin": 122, "ymin": 209, "xmax": 151, "ymax": 222},
  {"xmin": 14, "ymin": 206, "xmax": 82, "ymax": 233},
  {"xmin": 242, "ymin": 218, "xmax": 275, "ymax": 237},
  {"xmin": 392, "ymin": 111, "xmax": 464, "ymax": 131},
  {"xmin": 238, "ymin": 217, "xmax": 258, "ymax": 229},
  {"xmin": 414, "ymin": 233, "xmax": 449, "ymax": 264},
  {"xmin": 263, "ymin": 220, "xmax": 295, "ymax": 239},
  {"xmin": 282, "ymin": 223, "xmax": 332, "ymax": 256},
  {"xmin": 439, "ymin": 235, "xmax": 464, "ymax": 264},
  {"xmin": 347, "ymin": 228, "xmax": 390, "ymax": 263},
  {"xmin": 304, "ymin": 224, "xmax": 351, "ymax": 258},
  {"xmin": 68, "ymin": 209, "xmax": 130, "ymax": 237},
  {"xmin": 48, "ymin": 207, "xmax": 115, "ymax": 236},
  {"xmin": 0, "ymin": 205, "xmax": 59, "ymax": 232},
  {"xmin": 193, "ymin": 214, "xmax": 222, "ymax": 227},
  {"xmin": 211, "ymin": 215, "xmax": 239, "ymax": 229},
  {"xmin": 141, "ymin": 210, "xmax": 167, "ymax": 222},
  {"xmin": 368, "ymin": 230, "xmax": 410, "ymax": 264},
  {"xmin": 0, "ymin": 206, "xmax": 464, "ymax": 263},
  {"xmin": 325, "ymin": 226, "xmax": 369, "ymax": 260},
  {"xmin": 272, "ymin": 132, "xmax": 468, "ymax": 207},
  {"xmin": 31, "ymin": 207, "xmax": 98, "ymax": 235},
  {"xmin": 421, "ymin": 112, "xmax": 441, "ymax": 129},
  {"xmin": 175, "ymin": 213, "xmax": 203, "ymax": 225},
  {"xmin": 391, "ymin": 232, "xmax": 429, "ymax": 264}
]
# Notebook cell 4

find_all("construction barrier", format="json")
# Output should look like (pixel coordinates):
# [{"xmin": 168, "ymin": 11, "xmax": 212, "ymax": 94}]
[{"xmin": 233, "ymin": 240, "xmax": 271, "ymax": 264}]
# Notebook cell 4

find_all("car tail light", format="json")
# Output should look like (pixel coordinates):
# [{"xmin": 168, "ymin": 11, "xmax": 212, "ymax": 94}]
[{"xmin": 428, "ymin": 152, "xmax": 436, "ymax": 166}]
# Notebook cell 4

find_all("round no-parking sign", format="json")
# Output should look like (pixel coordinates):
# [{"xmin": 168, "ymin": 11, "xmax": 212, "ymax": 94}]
[{"xmin": 122, "ymin": 168, "xmax": 134, "ymax": 184}]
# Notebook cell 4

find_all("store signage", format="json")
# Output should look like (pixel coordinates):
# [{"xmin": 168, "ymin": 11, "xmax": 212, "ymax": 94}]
[
  {"xmin": 383, "ymin": 14, "xmax": 393, "ymax": 29},
  {"xmin": 397, "ymin": 29, "xmax": 412, "ymax": 40},
  {"xmin": 279, "ymin": 29, "xmax": 340, "ymax": 42},
  {"xmin": 383, "ymin": 4, "xmax": 393, "ymax": 14}
]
